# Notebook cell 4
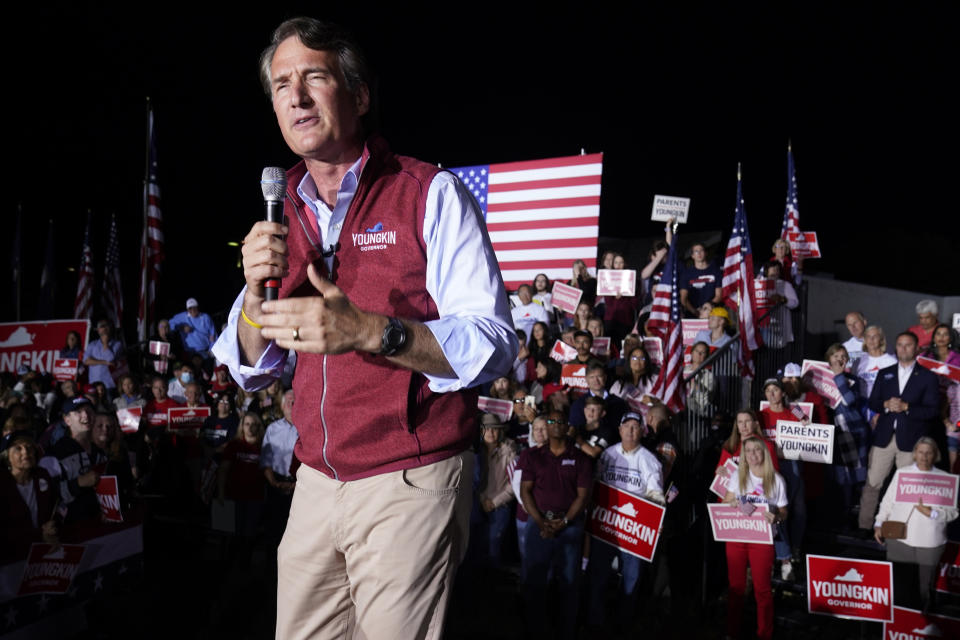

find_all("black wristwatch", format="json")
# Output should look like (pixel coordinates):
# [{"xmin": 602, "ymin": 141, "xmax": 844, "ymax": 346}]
[{"xmin": 379, "ymin": 317, "xmax": 406, "ymax": 356}]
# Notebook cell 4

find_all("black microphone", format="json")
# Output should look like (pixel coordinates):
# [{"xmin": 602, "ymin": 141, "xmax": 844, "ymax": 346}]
[{"xmin": 261, "ymin": 167, "xmax": 287, "ymax": 301}]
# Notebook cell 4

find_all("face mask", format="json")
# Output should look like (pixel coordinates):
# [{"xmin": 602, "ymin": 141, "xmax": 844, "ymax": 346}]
[{"xmin": 180, "ymin": 372, "xmax": 193, "ymax": 384}]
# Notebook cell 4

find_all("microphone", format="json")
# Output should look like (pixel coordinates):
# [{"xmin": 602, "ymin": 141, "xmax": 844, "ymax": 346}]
[{"xmin": 261, "ymin": 167, "xmax": 287, "ymax": 301}]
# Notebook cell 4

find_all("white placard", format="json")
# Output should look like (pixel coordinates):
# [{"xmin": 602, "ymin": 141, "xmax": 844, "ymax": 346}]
[{"xmin": 650, "ymin": 195, "xmax": 690, "ymax": 224}]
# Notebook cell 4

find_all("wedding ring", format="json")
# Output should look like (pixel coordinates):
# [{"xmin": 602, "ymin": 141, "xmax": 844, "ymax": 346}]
[{"xmin": 292, "ymin": 327, "xmax": 301, "ymax": 341}]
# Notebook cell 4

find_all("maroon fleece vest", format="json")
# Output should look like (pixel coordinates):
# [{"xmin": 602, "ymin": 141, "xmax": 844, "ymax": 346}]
[{"xmin": 278, "ymin": 137, "xmax": 478, "ymax": 481}]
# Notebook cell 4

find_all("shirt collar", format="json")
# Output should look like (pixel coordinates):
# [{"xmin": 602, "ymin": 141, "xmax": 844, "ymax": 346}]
[{"xmin": 295, "ymin": 146, "xmax": 369, "ymax": 210}]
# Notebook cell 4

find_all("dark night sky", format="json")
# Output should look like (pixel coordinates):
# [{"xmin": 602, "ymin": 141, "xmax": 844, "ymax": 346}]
[{"xmin": 4, "ymin": 4, "xmax": 957, "ymax": 333}]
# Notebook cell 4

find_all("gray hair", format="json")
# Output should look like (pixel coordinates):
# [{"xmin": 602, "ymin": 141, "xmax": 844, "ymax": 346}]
[
  {"xmin": 915, "ymin": 299, "xmax": 939, "ymax": 316},
  {"xmin": 913, "ymin": 436, "xmax": 942, "ymax": 463},
  {"xmin": 259, "ymin": 17, "xmax": 371, "ymax": 98}
]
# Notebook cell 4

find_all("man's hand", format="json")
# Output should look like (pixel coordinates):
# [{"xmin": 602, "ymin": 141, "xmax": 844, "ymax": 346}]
[
  {"xmin": 78, "ymin": 470, "xmax": 100, "ymax": 488},
  {"xmin": 482, "ymin": 498, "xmax": 496, "ymax": 513},
  {"xmin": 259, "ymin": 263, "xmax": 384, "ymax": 354},
  {"xmin": 181, "ymin": 325, "xmax": 194, "ymax": 334},
  {"xmin": 885, "ymin": 397, "xmax": 907, "ymax": 413},
  {"xmin": 242, "ymin": 221, "xmax": 290, "ymax": 302}
]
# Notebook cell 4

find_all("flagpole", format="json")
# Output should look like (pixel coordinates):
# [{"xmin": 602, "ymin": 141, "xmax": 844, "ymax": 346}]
[
  {"xmin": 139, "ymin": 98, "xmax": 151, "ymax": 343},
  {"xmin": 13, "ymin": 203, "xmax": 22, "ymax": 321}
]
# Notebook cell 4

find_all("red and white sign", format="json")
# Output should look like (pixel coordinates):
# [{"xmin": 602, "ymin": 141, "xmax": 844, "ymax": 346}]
[
  {"xmin": 806, "ymin": 554, "xmax": 893, "ymax": 622},
  {"xmin": 801, "ymin": 359, "xmax": 842, "ymax": 409},
  {"xmin": 710, "ymin": 459, "xmax": 738, "ymax": 498},
  {"xmin": 643, "ymin": 337, "xmax": 663, "ymax": 368},
  {"xmin": 95, "ymin": 475, "xmax": 123, "ymax": 523},
  {"xmin": 168, "ymin": 406, "xmax": 211, "ymax": 433},
  {"xmin": 52, "ymin": 358, "xmax": 79, "ymax": 381},
  {"xmin": 786, "ymin": 231, "xmax": 821, "ymax": 259},
  {"xmin": 936, "ymin": 541, "xmax": 960, "ymax": 595},
  {"xmin": 894, "ymin": 471, "xmax": 959, "ymax": 507},
  {"xmin": 551, "ymin": 281, "xmax": 583, "ymax": 315},
  {"xmin": 883, "ymin": 606, "xmax": 960, "ymax": 640},
  {"xmin": 587, "ymin": 481, "xmax": 665, "ymax": 561},
  {"xmin": 776, "ymin": 420, "xmax": 835, "ymax": 464},
  {"xmin": 550, "ymin": 339, "xmax": 578, "ymax": 363},
  {"xmin": 622, "ymin": 392, "xmax": 652, "ymax": 418},
  {"xmin": 681, "ymin": 319, "xmax": 708, "ymax": 347},
  {"xmin": 754, "ymin": 277, "xmax": 776, "ymax": 310},
  {"xmin": 918, "ymin": 356, "xmax": 960, "ymax": 383},
  {"xmin": 596, "ymin": 269, "xmax": 637, "ymax": 297},
  {"xmin": 0, "ymin": 319, "xmax": 89, "ymax": 376},
  {"xmin": 478, "ymin": 396, "xmax": 513, "ymax": 422},
  {"xmin": 561, "ymin": 363, "xmax": 589, "ymax": 390},
  {"xmin": 17, "ymin": 543, "xmax": 86, "ymax": 596},
  {"xmin": 145, "ymin": 408, "xmax": 169, "ymax": 428},
  {"xmin": 707, "ymin": 503, "xmax": 773, "ymax": 544},
  {"xmin": 116, "ymin": 407, "xmax": 142, "ymax": 434},
  {"xmin": 590, "ymin": 336, "xmax": 611, "ymax": 357},
  {"xmin": 760, "ymin": 401, "xmax": 814, "ymax": 441},
  {"xmin": 149, "ymin": 340, "xmax": 170, "ymax": 374}
]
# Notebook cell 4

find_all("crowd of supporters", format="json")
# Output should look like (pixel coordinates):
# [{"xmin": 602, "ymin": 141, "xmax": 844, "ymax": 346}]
[{"xmin": 1, "ymin": 239, "xmax": 958, "ymax": 638}]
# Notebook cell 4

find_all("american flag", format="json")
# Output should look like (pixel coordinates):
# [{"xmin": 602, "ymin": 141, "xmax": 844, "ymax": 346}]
[
  {"xmin": 102, "ymin": 213, "xmax": 123, "ymax": 329},
  {"xmin": 721, "ymin": 165, "xmax": 762, "ymax": 377},
  {"xmin": 73, "ymin": 212, "xmax": 94, "ymax": 320},
  {"xmin": 450, "ymin": 153, "xmax": 602, "ymax": 290},
  {"xmin": 647, "ymin": 233, "xmax": 685, "ymax": 412},
  {"xmin": 780, "ymin": 143, "xmax": 800, "ymax": 239},
  {"xmin": 138, "ymin": 105, "xmax": 165, "ymax": 342}
]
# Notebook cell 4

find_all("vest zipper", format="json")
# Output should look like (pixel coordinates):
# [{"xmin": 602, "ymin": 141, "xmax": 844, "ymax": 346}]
[{"xmin": 320, "ymin": 354, "xmax": 338, "ymax": 479}]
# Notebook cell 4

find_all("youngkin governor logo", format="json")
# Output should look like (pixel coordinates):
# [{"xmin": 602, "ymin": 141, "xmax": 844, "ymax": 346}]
[{"xmin": 352, "ymin": 222, "xmax": 397, "ymax": 252}]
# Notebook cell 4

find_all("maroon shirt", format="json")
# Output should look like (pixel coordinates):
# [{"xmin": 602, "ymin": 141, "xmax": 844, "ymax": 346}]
[{"xmin": 517, "ymin": 442, "xmax": 592, "ymax": 515}]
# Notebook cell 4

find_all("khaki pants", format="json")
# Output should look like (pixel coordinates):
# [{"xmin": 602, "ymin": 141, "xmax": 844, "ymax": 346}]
[
  {"xmin": 277, "ymin": 453, "xmax": 473, "ymax": 640},
  {"xmin": 858, "ymin": 438, "xmax": 914, "ymax": 529}
]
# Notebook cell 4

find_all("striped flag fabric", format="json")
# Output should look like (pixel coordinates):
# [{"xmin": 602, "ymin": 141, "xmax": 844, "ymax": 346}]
[
  {"xmin": 780, "ymin": 143, "xmax": 800, "ymax": 239},
  {"xmin": 138, "ymin": 106, "xmax": 165, "ymax": 342},
  {"xmin": 647, "ymin": 233, "xmax": 685, "ymax": 412},
  {"xmin": 721, "ymin": 165, "xmax": 762, "ymax": 377},
  {"xmin": 102, "ymin": 213, "xmax": 123, "ymax": 329},
  {"xmin": 450, "ymin": 153, "xmax": 603, "ymax": 290},
  {"xmin": 73, "ymin": 212, "xmax": 94, "ymax": 320}
]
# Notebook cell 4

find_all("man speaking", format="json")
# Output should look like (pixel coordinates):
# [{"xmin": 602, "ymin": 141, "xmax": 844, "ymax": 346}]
[{"xmin": 212, "ymin": 17, "xmax": 516, "ymax": 639}]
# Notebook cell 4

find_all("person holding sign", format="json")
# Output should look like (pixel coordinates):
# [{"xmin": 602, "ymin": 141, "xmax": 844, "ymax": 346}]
[
  {"xmin": 921, "ymin": 323, "xmax": 960, "ymax": 468},
  {"xmin": 874, "ymin": 437, "xmax": 958, "ymax": 609},
  {"xmin": 721, "ymin": 436, "xmax": 788, "ymax": 640},
  {"xmin": 585, "ymin": 412, "xmax": 663, "ymax": 633}
]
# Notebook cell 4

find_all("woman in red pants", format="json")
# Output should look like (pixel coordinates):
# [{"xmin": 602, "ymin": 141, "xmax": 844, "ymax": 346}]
[{"xmin": 721, "ymin": 436, "xmax": 789, "ymax": 640}]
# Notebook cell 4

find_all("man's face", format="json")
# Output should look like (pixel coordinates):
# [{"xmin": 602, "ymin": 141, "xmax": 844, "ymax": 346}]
[
  {"xmin": 587, "ymin": 319, "xmax": 602, "ymax": 338},
  {"xmin": 184, "ymin": 383, "xmax": 201, "ymax": 405},
  {"xmin": 270, "ymin": 38, "xmax": 369, "ymax": 163},
  {"xmin": 583, "ymin": 403, "xmax": 604, "ymax": 425},
  {"xmin": 619, "ymin": 420, "xmax": 643, "ymax": 451},
  {"xmin": 575, "ymin": 335, "xmax": 593, "ymax": 357},
  {"xmin": 517, "ymin": 285, "xmax": 532, "ymax": 305},
  {"xmin": 918, "ymin": 312, "xmax": 938, "ymax": 330},
  {"xmin": 845, "ymin": 313, "xmax": 865, "ymax": 339},
  {"xmin": 187, "ymin": 307, "xmax": 199, "ymax": 317},
  {"xmin": 586, "ymin": 369, "xmax": 606, "ymax": 394},
  {"xmin": 151, "ymin": 380, "xmax": 168, "ymax": 401},
  {"xmin": 545, "ymin": 414, "xmax": 567, "ymax": 440},
  {"xmin": 896, "ymin": 334, "xmax": 919, "ymax": 364},
  {"xmin": 64, "ymin": 405, "xmax": 93, "ymax": 436}
]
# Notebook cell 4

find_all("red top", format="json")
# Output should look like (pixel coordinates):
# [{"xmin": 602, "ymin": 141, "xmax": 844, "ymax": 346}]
[
  {"xmin": 144, "ymin": 397, "xmax": 182, "ymax": 427},
  {"xmin": 717, "ymin": 437, "xmax": 780, "ymax": 471},
  {"xmin": 223, "ymin": 439, "xmax": 264, "ymax": 501}
]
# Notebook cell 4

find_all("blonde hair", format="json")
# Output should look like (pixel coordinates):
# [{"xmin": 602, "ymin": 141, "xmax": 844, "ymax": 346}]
[{"xmin": 738, "ymin": 436, "xmax": 776, "ymax": 499}]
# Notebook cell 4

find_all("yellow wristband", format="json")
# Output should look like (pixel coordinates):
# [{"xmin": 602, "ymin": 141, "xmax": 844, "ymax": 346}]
[{"xmin": 240, "ymin": 307, "xmax": 263, "ymax": 329}]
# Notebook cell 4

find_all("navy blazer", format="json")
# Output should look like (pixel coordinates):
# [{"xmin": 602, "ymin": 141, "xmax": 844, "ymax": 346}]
[{"xmin": 868, "ymin": 362, "xmax": 940, "ymax": 451}]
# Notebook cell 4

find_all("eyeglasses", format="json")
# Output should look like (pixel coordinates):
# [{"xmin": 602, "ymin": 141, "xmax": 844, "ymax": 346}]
[
  {"xmin": 513, "ymin": 398, "xmax": 526, "ymax": 403},
  {"xmin": 630, "ymin": 355, "xmax": 646, "ymax": 361},
  {"xmin": 544, "ymin": 419, "xmax": 566, "ymax": 425}
]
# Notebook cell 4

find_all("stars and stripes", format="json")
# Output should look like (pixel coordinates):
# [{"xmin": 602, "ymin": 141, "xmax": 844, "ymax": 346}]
[
  {"xmin": 780, "ymin": 143, "xmax": 800, "ymax": 239},
  {"xmin": 73, "ymin": 213, "xmax": 94, "ymax": 320},
  {"xmin": 648, "ymin": 233, "xmax": 685, "ymax": 412},
  {"xmin": 138, "ymin": 106, "xmax": 165, "ymax": 342},
  {"xmin": 102, "ymin": 213, "xmax": 123, "ymax": 329},
  {"xmin": 450, "ymin": 153, "xmax": 603, "ymax": 290},
  {"xmin": 721, "ymin": 166, "xmax": 762, "ymax": 377}
]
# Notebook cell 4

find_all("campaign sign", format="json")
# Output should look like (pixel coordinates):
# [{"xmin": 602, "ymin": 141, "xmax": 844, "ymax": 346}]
[
  {"xmin": 587, "ymin": 481, "xmax": 665, "ymax": 561},
  {"xmin": 806, "ymin": 554, "xmax": 893, "ymax": 622},
  {"xmin": 801, "ymin": 359, "xmax": 842, "ymax": 409},
  {"xmin": 550, "ymin": 340, "xmax": 578, "ymax": 363},
  {"xmin": 786, "ymin": 231, "xmax": 821, "ymax": 259},
  {"xmin": 707, "ymin": 503, "xmax": 773, "ymax": 544},
  {"xmin": 760, "ymin": 401, "xmax": 813, "ymax": 440},
  {"xmin": 776, "ymin": 420, "xmax": 835, "ymax": 464},
  {"xmin": 551, "ymin": 281, "xmax": 583, "ymax": 315},
  {"xmin": 168, "ymin": 406, "xmax": 211, "ymax": 433},
  {"xmin": 642, "ymin": 337, "xmax": 663, "ymax": 368},
  {"xmin": 95, "ymin": 475, "xmax": 123, "ymax": 523},
  {"xmin": 561, "ymin": 363, "xmax": 589, "ymax": 390},
  {"xmin": 0, "ymin": 319, "xmax": 90, "ymax": 375},
  {"xmin": 681, "ymin": 319, "xmax": 709, "ymax": 346},
  {"xmin": 18, "ymin": 543, "xmax": 86, "ymax": 596},
  {"xmin": 52, "ymin": 358, "xmax": 79, "ymax": 381},
  {"xmin": 710, "ymin": 459, "xmax": 739, "ymax": 498},
  {"xmin": 622, "ymin": 392, "xmax": 652, "ymax": 418},
  {"xmin": 596, "ymin": 269, "xmax": 637, "ymax": 297},
  {"xmin": 650, "ymin": 194, "xmax": 690, "ymax": 224},
  {"xmin": 478, "ymin": 396, "xmax": 513, "ymax": 422},
  {"xmin": 894, "ymin": 471, "xmax": 959, "ymax": 507},
  {"xmin": 754, "ymin": 278, "xmax": 776, "ymax": 310},
  {"xmin": 145, "ymin": 408, "xmax": 169, "ymax": 428},
  {"xmin": 590, "ymin": 337, "xmax": 611, "ymax": 357},
  {"xmin": 917, "ymin": 356, "xmax": 960, "ymax": 383},
  {"xmin": 116, "ymin": 407, "xmax": 142, "ymax": 434},
  {"xmin": 149, "ymin": 340, "xmax": 170, "ymax": 374},
  {"xmin": 883, "ymin": 606, "xmax": 960, "ymax": 640},
  {"xmin": 935, "ymin": 541, "xmax": 960, "ymax": 595}
]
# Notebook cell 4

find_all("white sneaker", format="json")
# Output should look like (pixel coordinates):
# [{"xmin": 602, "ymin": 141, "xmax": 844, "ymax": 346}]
[{"xmin": 781, "ymin": 562, "xmax": 794, "ymax": 581}]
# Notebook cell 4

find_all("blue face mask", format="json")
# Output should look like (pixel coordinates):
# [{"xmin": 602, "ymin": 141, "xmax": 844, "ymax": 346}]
[{"xmin": 180, "ymin": 372, "xmax": 193, "ymax": 384}]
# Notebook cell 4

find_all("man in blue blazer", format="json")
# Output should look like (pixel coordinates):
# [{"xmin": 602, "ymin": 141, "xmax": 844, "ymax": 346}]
[{"xmin": 857, "ymin": 331, "xmax": 940, "ymax": 530}]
